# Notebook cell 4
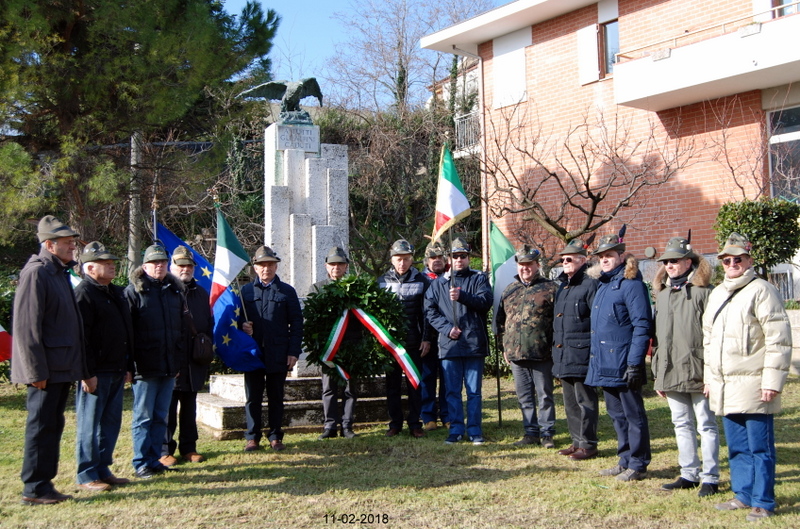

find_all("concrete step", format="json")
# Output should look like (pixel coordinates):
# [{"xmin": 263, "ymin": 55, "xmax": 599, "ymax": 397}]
[{"xmin": 196, "ymin": 374, "xmax": 408, "ymax": 440}]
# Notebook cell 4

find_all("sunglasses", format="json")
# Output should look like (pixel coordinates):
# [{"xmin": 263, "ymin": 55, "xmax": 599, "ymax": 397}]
[
  {"xmin": 451, "ymin": 254, "xmax": 469, "ymax": 259},
  {"xmin": 721, "ymin": 256, "xmax": 743, "ymax": 266},
  {"xmin": 560, "ymin": 257, "xmax": 575, "ymax": 263},
  {"xmin": 664, "ymin": 259, "xmax": 680, "ymax": 265}
]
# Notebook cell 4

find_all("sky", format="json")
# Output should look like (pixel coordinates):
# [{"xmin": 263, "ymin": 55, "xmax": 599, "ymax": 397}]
[
  {"xmin": 223, "ymin": 0, "xmax": 348, "ymax": 82},
  {"xmin": 223, "ymin": 0, "xmax": 504, "ymax": 82}
]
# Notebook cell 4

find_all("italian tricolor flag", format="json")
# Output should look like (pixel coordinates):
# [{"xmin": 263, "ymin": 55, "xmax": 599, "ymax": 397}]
[
  {"xmin": 210, "ymin": 209, "xmax": 250, "ymax": 307},
  {"xmin": 432, "ymin": 145, "xmax": 471, "ymax": 242},
  {"xmin": 489, "ymin": 222, "xmax": 517, "ymax": 332}
]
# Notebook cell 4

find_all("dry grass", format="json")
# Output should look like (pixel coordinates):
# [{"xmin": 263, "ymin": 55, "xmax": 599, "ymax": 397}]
[{"xmin": 0, "ymin": 376, "xmax": 799, "ymax": 529}]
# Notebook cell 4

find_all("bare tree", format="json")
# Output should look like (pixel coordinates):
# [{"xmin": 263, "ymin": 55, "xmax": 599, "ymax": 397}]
[
  {"xmin": 483, "ymin": 105, "xmax": 698, "ymax": 243},
  {"xmin": 324, "ymin": 0, "xmax": 494, "ymax": 112}
]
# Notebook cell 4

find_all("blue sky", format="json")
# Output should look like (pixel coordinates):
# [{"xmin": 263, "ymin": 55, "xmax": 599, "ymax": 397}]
[{"xmin": 224, "ymin": 0, "xmax": 345, "ymax": 81}]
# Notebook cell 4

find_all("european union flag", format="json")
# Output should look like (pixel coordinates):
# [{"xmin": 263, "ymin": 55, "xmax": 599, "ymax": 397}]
[
  {"xmin": 212, "ymin": 282, "xmax": 265, "ymax": 372},
  {"xmin": 157, "ymin": 222, "xmax": 263, "ymax": 372}
]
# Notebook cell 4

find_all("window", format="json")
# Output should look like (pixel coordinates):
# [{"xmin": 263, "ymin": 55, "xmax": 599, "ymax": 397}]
[
  {"xmin": 600, "ymin": 20, "xmax": 619, "ymax": 77},
  {"xmin": 774, "ymin": 0, "xmax": 798, "ymax": 18},
  {"xmin": 492, "ymin": 28, "xmax": 531, "ymax": 109},
  {"xmin": 769, "ymin": 106, "xmax": 800, "ymax": 200}
]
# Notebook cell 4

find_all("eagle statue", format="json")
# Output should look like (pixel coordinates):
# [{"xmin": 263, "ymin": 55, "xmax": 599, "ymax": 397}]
[{"xmin": 238, "ymin": 78, "xmax": 323, "ymax": 124}]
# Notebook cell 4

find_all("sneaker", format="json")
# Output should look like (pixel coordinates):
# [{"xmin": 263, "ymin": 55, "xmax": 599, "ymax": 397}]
[
  {"xmin": 341, "ymin": 428, "xmax": 357, "ymax": 439},
  {"xmin": 159, "ymin": 455, "xmax": 178, "ymax": 467},
  {"xmin": 698, "ymin": 483, "xmax": 719, "ymax": 497},
  {"xmin": 318, "ymin": 428, "xmax": 338, "ymax": 440},
  {"xmin": 513, "ymin": 435, "xmax": 539, "ymax": 446},
  {"xmin": 470, "ymin": 435, "xmax": 485, "ymax": 445},
  {"xmin": 715, "ymin": 498, "xmax": 750, "ymax": 511},
  {"xmin": 616, "ymin": 468, "xmax": 647, "ymax": 482},
  {"xmin": 423, "ymin": 421, "xmax": 439, "ymax": 431},
  {"xmin": 662, "ymin": 477, "xmax": 699, "ymax": 491},
  {"xmin": 599, "ymin": 465, "xmax": 625, "ymax": 477},
  {"xmin": 444, "ymin": 434, "xmax": 464, "ymax": 444},
  {"xmin": 745, "ymin": 507, "xmax": 773, "ymax": 521},
  {"xmin": 135, "ymin": 466, "xmax": 157, "ymax": 479},
  {"xmin": 540, "ymin": 436, "xmax": 555, "ymax": 449}
]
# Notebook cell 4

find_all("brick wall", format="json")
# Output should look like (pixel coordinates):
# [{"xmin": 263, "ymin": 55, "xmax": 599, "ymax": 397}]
[{"xmin": 481, "ymin": 0, "xmax": 772, "ymax": 259}]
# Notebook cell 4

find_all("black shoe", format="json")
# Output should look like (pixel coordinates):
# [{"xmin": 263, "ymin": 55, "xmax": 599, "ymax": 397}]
[
  {"xmin": 661, "ymin": 477, "xmax": 699, "ymax": 491},
  {"xmin": 318, "ymin": 428, "xmax": 338, "ymax": 440},
  {"xmin": 698, "ymin": 483, "xmax": 719, "ymax": 497},
  {"xmin": 341, "ymin": 428, "xmax": 357, "ymax": 439},
  {"xmin": 135, "ymin": 467, "xmax": 157, "ymax": 479}
]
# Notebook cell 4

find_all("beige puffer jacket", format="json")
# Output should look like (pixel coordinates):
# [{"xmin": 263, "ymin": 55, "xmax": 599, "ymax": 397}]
[{"xmin": 702, "ymin": 267, "xmax": 792, "ymax": 415}]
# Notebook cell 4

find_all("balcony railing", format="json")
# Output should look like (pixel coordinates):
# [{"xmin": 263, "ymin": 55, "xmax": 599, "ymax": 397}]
[{"xmin": 455, "ymin": 112, "xmax": 480, "ymax": 151}]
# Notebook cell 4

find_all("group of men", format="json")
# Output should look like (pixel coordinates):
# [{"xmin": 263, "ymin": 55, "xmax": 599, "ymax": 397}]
[
  {"xmin": 11, "ymin": 216, "xmax": 212, "ymax": 504},
  {"xmin": 9, "ymin": 214, "xmax": 793, "ymax": 522},
  {"xmin": 493, "ymin": 231, "xmax": 791, "ymax": 522}
]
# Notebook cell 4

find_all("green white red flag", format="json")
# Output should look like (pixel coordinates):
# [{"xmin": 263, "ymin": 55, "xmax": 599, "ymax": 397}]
[
  {"xmin": 432, "ymin": 145, "xmax": 471, "ymax": 242},
  {"xmin": 210, "ymin": 209, "xmax": 250, "ymax": 307},
  {"xmin": 489, "ymin": 222, "xmax": 517, "ymax": 333}
]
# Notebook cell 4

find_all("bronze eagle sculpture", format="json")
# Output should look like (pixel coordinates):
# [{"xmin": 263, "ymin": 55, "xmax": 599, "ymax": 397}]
[{"xmin": 238, "ymin": 77, "xmax": 323, "ymax": 113}]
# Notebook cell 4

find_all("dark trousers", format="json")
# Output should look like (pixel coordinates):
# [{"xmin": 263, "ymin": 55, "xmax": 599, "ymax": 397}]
[
  {"xmin": 604, "ymin": 386, "xmax": 651, "ymax": 472},
  {"xmin": 321, "ymin": 373, "xmax": 357, "ymax": 430},
  {"xmin": 386, "ymin": 344, "xmax": 422, "ymax": 430},
  {"xmin": 21, "ymin": 382, "xmax": 70, "ymax": 498},
  {"xmin": 561, "ymin": 377, "xmax": 599, "ymax": 449},
  {"xmin": 420, "ymin": 349, "xmax": 448, "ymax": 424},
  {"xmin": 165, "ymin": 390, "xmax": 199, "ymax": 456},
  {"xmin": 244, "ymin": 369, "xmax": 287, "ymax": 442}
]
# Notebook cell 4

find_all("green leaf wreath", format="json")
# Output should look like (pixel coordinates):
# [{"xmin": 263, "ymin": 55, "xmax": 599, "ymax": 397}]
[{"xmin": 303, "ymin": 274, "xmax": 407, "ymax": 381}]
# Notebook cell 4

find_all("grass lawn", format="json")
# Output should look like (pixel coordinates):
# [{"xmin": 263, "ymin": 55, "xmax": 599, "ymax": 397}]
[{"xmin": 0, "ymin": 375, "xmax": 798, "ymax": 529}]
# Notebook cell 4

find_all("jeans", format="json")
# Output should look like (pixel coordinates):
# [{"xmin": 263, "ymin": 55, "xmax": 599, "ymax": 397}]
[
  {"xmin": 603, "ymin": 386, "xmax": 651, "ymax": 472},
  {"xmin": 165, "ymin": 390, "xmax": 199, "ymax": 457},
  {"xmin": 441, "ymin": 357, "xmax": 484, "ymax": 438},
  {"xmin": 75, "ymin": 374, "xmax": 125, "ymax": 484},
  {"xmin": 420, "ymin": 351, "xmax": 448, "ymax": 424},
  {"xmin": 131, "ymin": 376, "xmax": 175, "ymax": 471},
  {"xmin": 321, "ymin": 373, "xmax": 357, "ymax": 430},
  {"xmin": 665, "ymin": 391, "xmax": 719, "ymax": 484},
  {"xmin": 510, "ymin": 360, "xmax": 555, "ymax": 438},
  {"xmin": 21, "ymin": 382, "xmax": 70, "ymax": 498},
  {"xmin": 244, "ymin": 369, "xmax": 287, "ymax": 442},
  {"xmin": 723, "ymin": 414, "xmax": 777, "ymax": 511},
  {"xmin": 561, "ymin": 377, "xmax": 599, "ymax": 449}
]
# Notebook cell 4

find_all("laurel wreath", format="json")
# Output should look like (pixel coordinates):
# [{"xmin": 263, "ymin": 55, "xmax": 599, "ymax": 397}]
[{"xmin": 303, "ymin": 274, "xmax": 406, "ymax": 381}]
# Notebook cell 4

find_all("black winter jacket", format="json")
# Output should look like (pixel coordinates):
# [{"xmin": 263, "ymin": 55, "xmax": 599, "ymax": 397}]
[
  {"xmin": 175, "ymin": 278, "xmax": 213, "ymax": 392},
  {"xmin": 125, "ymin": 268, "xmax": 185, "ymax": 379},
  {"xmin": 377, "ymin": 267, "xmax": 430, "ymax": 347},
  {"xmin": 75, "ymin": 275, "xmax": 134, "ymax": 377},
  {"xmin": 552, "ymin": 265, "xmax": 598, "ymax": 379},
  {"xmin": 241, "ymin": 275, "xmax": 303, "ymax": 373}
]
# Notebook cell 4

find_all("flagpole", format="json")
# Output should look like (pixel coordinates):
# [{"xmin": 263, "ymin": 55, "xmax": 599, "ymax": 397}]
[
  {"xmin": 495, "ymin": 335, "xmax": 503, "ymax": 427},
  {"xmin": 448, "ymin": 229, "xmax": 458, "ymax": 326}
]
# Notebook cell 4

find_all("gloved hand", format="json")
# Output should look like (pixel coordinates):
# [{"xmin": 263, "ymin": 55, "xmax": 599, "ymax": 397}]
[{"xmin": 624, "ymin": 364, "xmax": 646, "ymax": 391}]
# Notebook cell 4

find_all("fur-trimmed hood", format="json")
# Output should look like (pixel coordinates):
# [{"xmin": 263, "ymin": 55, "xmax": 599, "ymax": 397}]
[
  {"xmin": 586, "ymin": 254, "xmax": 640, "ymax": 280},
  {"xmin": 129, "ymin": 266, "xmax": 186, "ymax": 294},
  {"xmin": 652, "ymin": 257, "xmax": 711, "ymax": 294}
]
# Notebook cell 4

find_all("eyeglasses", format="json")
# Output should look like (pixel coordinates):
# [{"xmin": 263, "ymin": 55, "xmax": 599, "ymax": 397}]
[
  {"xmin": 560, "ymin": 257, "xmax": 574, "ymax": 263},
  {"xmin": 721, "ymin": 256, "xmax": 743, "ymax": 266},
  {"xmin": 451, "ymin": 254, "xmax": 469, "ymax": 260}
]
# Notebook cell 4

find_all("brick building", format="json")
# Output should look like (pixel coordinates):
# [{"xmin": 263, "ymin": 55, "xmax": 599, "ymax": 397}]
[{"xmin": 422, "ymin": 0, "xmax": 800, "ymax": 291}]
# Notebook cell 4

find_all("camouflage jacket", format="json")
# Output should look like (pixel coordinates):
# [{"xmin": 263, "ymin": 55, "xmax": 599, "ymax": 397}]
[{"xmin": 495, "ymin": 275, "xmax": 557, "ymax": 363}]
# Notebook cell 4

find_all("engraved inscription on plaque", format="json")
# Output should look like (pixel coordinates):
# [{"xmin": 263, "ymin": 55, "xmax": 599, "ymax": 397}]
[{"xmin": 276, "ymin": 124, "xmax": 320, "ymax": 153}]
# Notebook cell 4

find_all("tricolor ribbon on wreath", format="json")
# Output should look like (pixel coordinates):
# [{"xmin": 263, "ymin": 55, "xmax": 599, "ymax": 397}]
[{"xmin": 321, "ymin": 308, "xmax": 422, "ymax": 388}]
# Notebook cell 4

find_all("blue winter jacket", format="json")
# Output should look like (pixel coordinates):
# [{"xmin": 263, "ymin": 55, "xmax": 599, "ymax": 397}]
[
  {"xmin": 424, "ymin": 268, "xmax": 493, "ymax": 359},
  {"xmin": 585, "ymin": 256, "xmax": 653, "ymax": 388}
]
